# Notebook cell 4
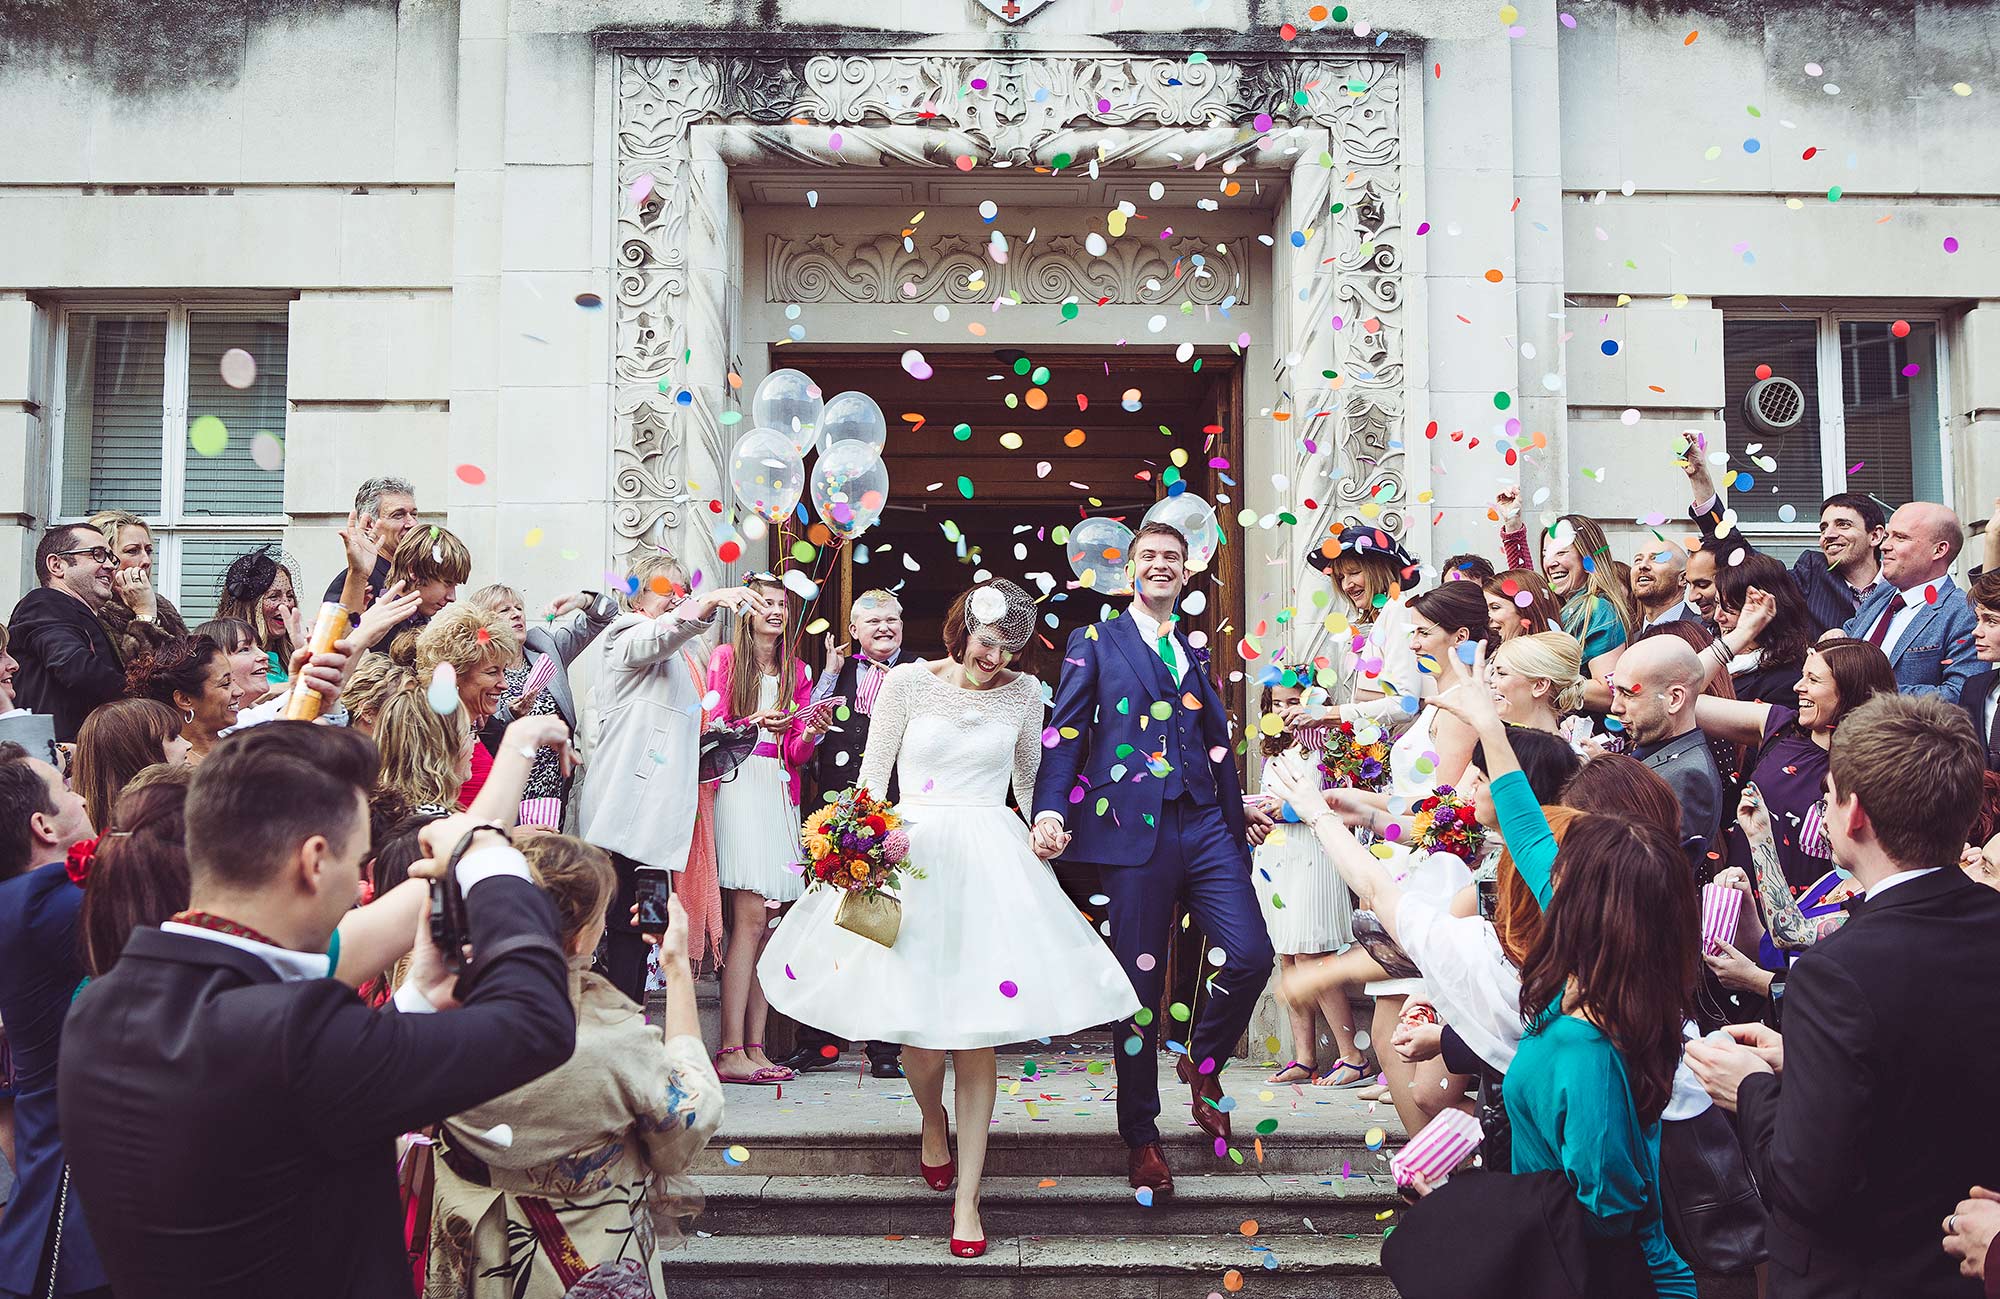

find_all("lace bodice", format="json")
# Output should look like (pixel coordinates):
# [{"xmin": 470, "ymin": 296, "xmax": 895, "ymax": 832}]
[{"xmin": 859, "ymin": 662, "xmax": 1044, "ymax": 813}]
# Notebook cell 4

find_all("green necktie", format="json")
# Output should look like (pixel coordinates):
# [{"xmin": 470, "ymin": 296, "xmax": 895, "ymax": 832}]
[{"xmin": 1155, "ymin": 627, "xmax": 1180, "ymax": 679}]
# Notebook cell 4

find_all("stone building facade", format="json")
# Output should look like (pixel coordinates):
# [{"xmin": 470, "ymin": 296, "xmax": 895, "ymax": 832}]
[{"xmin": 1, "ymin": 0, "xmax": 1996, "ymax": 700}]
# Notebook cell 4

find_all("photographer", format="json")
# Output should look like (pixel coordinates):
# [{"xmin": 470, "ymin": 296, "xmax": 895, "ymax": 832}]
[{"xmin": 58, "ymin": 723, "xmax": 575, "ymax": 1299}]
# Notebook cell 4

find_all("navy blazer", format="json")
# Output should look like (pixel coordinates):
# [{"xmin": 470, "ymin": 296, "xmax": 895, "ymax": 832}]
[
  {"xmin": 1735, "ymin": 867, "xmax": 2000, "ymax": 1298},
  {"xmin": 1960, "ymin": 667, "xmax": 2000, "ymax": 769},
  {"xmin": 0, "ymin": 862, "xmax": 104, "ymax": 1296},
  {"xmin": 1839, "ymin": 577, "xmax": 1980, "ymax": 703},
  {"xmin": 1031, "ymin": 611, "xmax": 1248, "ymax": 867}
]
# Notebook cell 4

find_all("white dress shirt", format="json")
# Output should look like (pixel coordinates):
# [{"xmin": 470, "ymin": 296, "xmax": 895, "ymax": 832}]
[
  {"xmin": 1864, "ymin": 866, "xmax": 1940, "ymax": 902},
  {"xmin": 1874, "ymin": 583, "xmax": 1932, "ymax": 658}
]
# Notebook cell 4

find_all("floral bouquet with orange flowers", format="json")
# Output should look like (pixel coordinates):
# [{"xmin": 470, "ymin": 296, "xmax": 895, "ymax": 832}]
[
  {"xmin": 1319, "ymin": 719, "xmax": 1393, "ymax": 793},
  {"xmin": 801, "ymin": 787, "xmax": 921, "ymax": 947},
  {"xmin": 1408, "ymin": 785, "xmax": 1487, "ymax": 866}
]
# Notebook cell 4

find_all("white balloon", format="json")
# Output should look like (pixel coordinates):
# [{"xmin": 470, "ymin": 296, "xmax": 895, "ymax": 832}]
[
  {"xmin": 728, "ymin": 428, "xmax": 806, "ymax": 523},
  {"xmin": 1066, "ymin": 517, "xmax": 1135, "ymax": 593},
  {"xmin": 1142, "ymin": 493, "xmax": 1220, "ymax": 569},
  {"xmin": 810, "ymin": 440, "xmax": 891, "ymax": 539},
  {"xmin": 817, "ymin": 390, "xmax": 888, "ymax": 458},
  {"xmin": 752, "ymin": 368, "xmax": 823, "ymax": 454}
]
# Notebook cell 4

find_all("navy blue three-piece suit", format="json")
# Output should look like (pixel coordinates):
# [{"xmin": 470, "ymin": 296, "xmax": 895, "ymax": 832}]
[{"xmin": 1031, "ymin": 609, "xmax": 1275, "ymax": 1148}]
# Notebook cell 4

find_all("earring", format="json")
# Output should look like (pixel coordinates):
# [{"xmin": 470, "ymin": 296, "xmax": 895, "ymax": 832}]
[{"xmin": 184, "ymin": 708, "xmax": 195, "ymax": 725}]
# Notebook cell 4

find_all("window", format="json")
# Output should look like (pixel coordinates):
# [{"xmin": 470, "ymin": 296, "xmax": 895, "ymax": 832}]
[
  {"xmin": 1721, "ymin": 311, "xmax": 1947, "ymax": 551},
  {"xmin": 54, "ymin": 305, "xmax": 289, "ymax": 621}
]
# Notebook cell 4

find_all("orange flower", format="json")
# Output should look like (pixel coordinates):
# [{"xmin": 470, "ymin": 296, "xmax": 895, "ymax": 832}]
[{"xmin": 847, "ymin": 859, "xmax": 871, "ymax": 881}]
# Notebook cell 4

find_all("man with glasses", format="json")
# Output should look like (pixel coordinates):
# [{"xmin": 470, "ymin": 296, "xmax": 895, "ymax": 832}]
[{"xmin": 7, "ymin": 524, "xmax": 125, "ymax": 741}]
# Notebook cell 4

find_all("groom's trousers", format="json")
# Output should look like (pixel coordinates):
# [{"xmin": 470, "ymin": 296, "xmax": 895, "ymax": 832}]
[{"xmin": 1095, "ymin": 794, "xmax": 1276, "ymax": 1149}]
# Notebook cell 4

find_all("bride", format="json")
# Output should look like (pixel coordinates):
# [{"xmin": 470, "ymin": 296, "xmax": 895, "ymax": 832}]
[{"xmin": 759, "ymin": 579, "xmax": 1138, "ymax": 1258}]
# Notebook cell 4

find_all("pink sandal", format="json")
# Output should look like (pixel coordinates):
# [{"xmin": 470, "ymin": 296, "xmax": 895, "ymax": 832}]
[{"xmin": 715, "ymin": 1044, "xmax": 794, "ymax": 1085}]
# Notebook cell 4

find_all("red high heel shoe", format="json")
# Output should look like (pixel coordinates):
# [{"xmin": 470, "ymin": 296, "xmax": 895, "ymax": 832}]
[
  {"xmin": 948, "ymin": 1212, "xmax": 986, "ymax": 1259},
  {"xmin": 920, "ymin": 1115, "xmax": 955, "ymax": 1191}
]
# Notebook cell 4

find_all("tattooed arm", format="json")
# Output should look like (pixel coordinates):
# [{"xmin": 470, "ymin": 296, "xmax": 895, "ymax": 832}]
[{"xmin": 1737, "ymin": 783, "xmax": 1843, "ymax": 950}]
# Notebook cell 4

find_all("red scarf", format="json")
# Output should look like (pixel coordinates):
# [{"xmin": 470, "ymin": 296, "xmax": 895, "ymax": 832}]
[{"xmin": 169, "ymin": 910, "xmax": 285, "ymax": 949}]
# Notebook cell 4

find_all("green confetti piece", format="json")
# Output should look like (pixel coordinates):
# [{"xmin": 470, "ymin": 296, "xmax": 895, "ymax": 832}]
[
  {"xmin": 1032, "ymin": 365, "xmax": 1051, "ymax": 385},
  {"xmin": 719, "ymin": 410, "xmax": 743, "ymax": 425},
  {"xmin": 1255, "ymin": 1118, "xmax": 1279, "ymax": 1135},
  {"xmin": 1013, "ymin": 357, "xmax": 1032, "ymax": 376},
  {"xmin": 1095, "ymin": 797, "xmax": 1110, "ymax": 816},
  {"xmin": 1052, "ymin": 151, "xmax": 1073, "ymax": 168},
  {"xmin": 188, "ymin": 415, "xmax": 228, "ymax": 457},
  {"xmin": 1228, "ymin": 1147, "xmax": 1245, "ymax": 1165},
  {"xmin": 1493, "ymin": 391, "xmax": 1512, "ymax": 410},
  {"xmin": 953, "ymin": 422, "xmax": 972, "ymax": 441},
  {"xmin": 1827, "ymin": 186, "xmax": 1843, "ymax": 202},
  {"xmin": 1169, "ymin": 1002, "xmax": 1191, "ymax": 1022},
  {"xmin": 789, "ymin": 539, "xmax": 817, "ymax": 562},
  {"xmin": 956, "ymin": 475, "xmax": 974, "ymax": 499},
  {"xmin": 1115, "ymin": 743, "xmax": 1135, "ymax": 758},
  {"xmin": 1149, "ymin": 700, "xmax": 1173, "ymax": 719},
  {"xmin": 1061, "ymin": 302, "xmax": 1079, "ymax": 320},
  {"xmin": 1134, "ymin": 1007, "xmax": 1155, "ymax": 1027},
  {"xmin": 1023, "ymin": 1059, "xmax": 1038, "ymax": 1077}
]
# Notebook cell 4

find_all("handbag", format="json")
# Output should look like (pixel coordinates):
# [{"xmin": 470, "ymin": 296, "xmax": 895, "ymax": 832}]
[
  {"xmin": 699, "ymin": 724, "xmax": 759, "ymax": 783},
  {"xmin": 1658, "ymin": 1105, "xmax": 1767, "ymax": 1274},
  {"xmin": 834, "ymin": 889, "xmax": 901, "ymax": 947}
]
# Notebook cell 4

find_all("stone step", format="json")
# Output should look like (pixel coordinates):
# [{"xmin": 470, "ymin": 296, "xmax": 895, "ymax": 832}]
[
  {"xmin": 668, "ymin": 1231, "xmax": 1398, "ymax": 1299},
  {"xmin": 692, "ymin": 1121, "xmax": 1385, "ymax": 1178},
  {"xmin": 694, "ymin": 1172, "xmax": 1405, "ymax": 1238}
]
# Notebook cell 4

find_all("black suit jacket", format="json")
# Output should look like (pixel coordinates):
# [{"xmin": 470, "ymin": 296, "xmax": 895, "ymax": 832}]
[
  {"xmin": 1734, "ymin": 867, "xmax": 2000, "ymax": 1298},
  {"xmin": 1636, "ymin": 727, "xmax": 1724, "ymax": 858},
  {"xmin": 7, "ymin": 586, "xmax": 126, "ymax": 741},
  {"xmin": 59, "ymin": 872, "xmax": 575, "ymax": 1299},
  {"xmin": 811, "ymin": 652, "xmax": 898, "ymax": 802},
  {"xmin": 1961, "ymin": 669, "xmax": 2000, "ymax": 771}
]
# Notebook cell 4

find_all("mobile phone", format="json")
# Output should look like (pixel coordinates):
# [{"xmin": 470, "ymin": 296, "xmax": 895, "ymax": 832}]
[{"xmin": 634, "ymin": 870, "xmax": 673, "ymax": 936}]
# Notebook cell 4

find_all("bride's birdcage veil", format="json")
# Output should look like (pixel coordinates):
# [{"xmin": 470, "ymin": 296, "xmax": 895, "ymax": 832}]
[{"xmin": 963, "ymin": 579, "xmax": 1036, "ymax": 653}]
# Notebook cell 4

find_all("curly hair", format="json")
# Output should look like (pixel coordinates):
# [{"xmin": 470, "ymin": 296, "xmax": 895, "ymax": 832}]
[
  {"xmin": 125, "ymin": 635, "xmax": 224, "ymax": 710},
  {"xmin": 369, "ymin": 672, "xmax": 470, "ymax": 811},
  {"xmin": 415, "ymin": 604, "xmax": 518, "ymax": 688}
]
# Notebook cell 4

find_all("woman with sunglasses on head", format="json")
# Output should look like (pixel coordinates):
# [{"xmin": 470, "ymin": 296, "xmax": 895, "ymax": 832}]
[
  {"xmin": 86, "ymin": 510, "xmax": 189, "ymax": 667},
  {"xmin": 706, "ymin": 572, "xmax": 834, "ymax": 1085}
]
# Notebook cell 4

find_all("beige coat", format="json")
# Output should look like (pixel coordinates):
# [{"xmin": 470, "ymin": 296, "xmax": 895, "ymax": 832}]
[{"xmin": 426, "ymin": 968, "xmax": 723, "ymax": 1298}]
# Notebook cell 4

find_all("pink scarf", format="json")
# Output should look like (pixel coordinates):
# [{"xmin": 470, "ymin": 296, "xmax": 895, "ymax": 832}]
[{"xmin": 679, "ymin": 650, "xmax": 726, "ymax": 968}]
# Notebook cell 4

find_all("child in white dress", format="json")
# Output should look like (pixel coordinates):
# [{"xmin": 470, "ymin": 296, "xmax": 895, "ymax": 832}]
[{"xmin": 1251, "ymin": 680, "xmax": 1368, "ymax": 1087}]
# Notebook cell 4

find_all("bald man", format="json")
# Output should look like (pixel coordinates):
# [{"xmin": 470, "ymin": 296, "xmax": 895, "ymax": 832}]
[
  {"xmin": 1839, "ymin": 502, "xmax": 1980, "ymax": 702},
  {"xmin": 1611, "ymin": 636, "xmax": 1724, "ymax": 855},
  {"xmin": 1630, "ymin": 538, "xmax": 1695, "ymax": 629}
]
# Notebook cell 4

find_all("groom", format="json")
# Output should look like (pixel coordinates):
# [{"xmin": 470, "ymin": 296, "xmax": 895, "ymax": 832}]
[{"xmin": 1031, "ymin": 518, "xmax": 1275, "ymax": 1196}]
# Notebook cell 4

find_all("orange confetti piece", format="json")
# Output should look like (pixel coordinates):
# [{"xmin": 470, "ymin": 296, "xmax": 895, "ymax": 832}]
[
  {"xmin": 1064, "ymin": 429, "xmax": 1087, "ymax": 447},
  {"xmin": 1037, "ymin": 1179, "xmax": 1057, "ymax": 1188},
  {"xmin": 1181, "ymin": 692, "xmax": 1203, "ymax": 709},
  {"xmin": 726, "ymin": 371, "xmax": 743, "ymax": 389},
  {"xmin": 1272, "ymin": 410, "xmax": 1291, "ymax": 422},
  {"xmin": 1684, "ymin": 29, "xmax": 1698, "ymax": 43},
  {"xmin": 1254, "ymin": 1136, "xmax": 1265, "ymax": 1163},
  {"xmin": 806, "ymin": 523, "xmax": 833, "ymax": 546},
  {"xmin": 967, "ymin": 321, "xmax": 986, "ymax": 336},
  {"xmin": 1240, "ymin": 1219, "xmax": 1260, "ymax": 1237},
  {"xmin": 1483, "ymin": 268, "xmax": 1504, "ymax": 283},
  {"xmin": 1025, "ymin": 387, "xmax": 1048, "ymax": 410},
  {"xmin": 1224, "ymin": 1270, "xmax": 1245, "ymax": 1292}
]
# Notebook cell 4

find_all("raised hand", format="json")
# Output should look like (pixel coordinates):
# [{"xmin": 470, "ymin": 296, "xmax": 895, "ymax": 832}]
[
  {"xmin": 1738, "ymin": 586, "xmax": 1777, "ymax": 640},
  {"xmin": 1494, "ymin": 484, "xmax": 1522, "ymax": 526},
  {"xmin": 1265, "ymin": 752, "xmax": 1330, "ymax": 826},
  {"xmin": 1424, "ymin": 640, "xmax": 1502, "ymax": 734},
  {"xmin": 1735, "ymin": 782, "xmax": 1775, "ymax": 845},
  {"xmin": 352, "ymin": 581, "xmax": 422, "ymax": 652},
  {"xmin": 544, "ymin": 592, "xmax": 592, "ymax": 620},
  {"xmin": 338, "ymin": 509, "xmax": 384, "ymax": 578},
  {"xmin": 114, "ymin": 565, "xmax": 159, "ymax": 619},
  {"xmin": 823, "ymin": 632, "xmax": 851, "ymax": 677}
]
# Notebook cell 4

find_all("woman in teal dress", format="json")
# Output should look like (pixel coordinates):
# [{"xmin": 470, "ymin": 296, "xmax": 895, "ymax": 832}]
[{"xmin": 1505, "ymin": 812, "xmax": 1700, "ymax": 1297}]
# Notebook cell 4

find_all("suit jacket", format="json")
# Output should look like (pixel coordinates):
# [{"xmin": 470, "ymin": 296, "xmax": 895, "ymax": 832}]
[
  {"xmin": 7, "ymin": 586, "xmax": 126, "ymax": 742},
  {"xmin": 575, "ymin": 607, "xmax": 715, "ymax": 870},
  {"xmin": 1030, "ymin": 610, "xmax": 1248, "ymax": 866},
  {"xmin": 1636, "ymin": 727, "xmax": 1724, "ymax": 859},
  {"xmin": 1959, "ymin": 668, "xmax": 2000, "ymax": 770},
  {"xmin": 490, "ymin": 600, "xmax": 617, "ymax": 734},
  {"xmin": 1734, "ymin": 867, "xmax": 2000, "ymax": 1298},
  {"xmin": 1691, "ymin": 498, "xmax": 1868, "ymax": 637},
  {"xmin": 0, "ymin": 863, "xmax": 105, "ymax": 1296},
  {"xmin": 59, "ymin": 868, "xmax": 575, "ymax": 1299},
  {"xmin": 1840, "ymin": 577, "xmax": 1980, "ymax": 703}
]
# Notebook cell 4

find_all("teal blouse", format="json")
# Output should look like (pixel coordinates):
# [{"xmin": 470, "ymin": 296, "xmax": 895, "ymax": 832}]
[
  {"xmin": 1492, "ymin": 768, "xmax": 1557, "ymax": 907},
  {"xmin": 1561, "ymin": 594, "xmax": 1627, "ymax": 667},
  {"xmin": 1505, "ymin": 1011, "xmax": 1696, "ymax": 1298}
]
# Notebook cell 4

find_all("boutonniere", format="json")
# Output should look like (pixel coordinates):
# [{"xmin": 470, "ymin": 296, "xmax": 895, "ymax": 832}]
[{"xmin": 1189, "ymin": 643, "xmax": 1213, "ymax": 678}]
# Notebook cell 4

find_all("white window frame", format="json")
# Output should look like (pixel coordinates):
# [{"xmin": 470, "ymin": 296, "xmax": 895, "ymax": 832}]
[
  {"xmin": 1721, "ymin": 306, "xmax": 1953, "ymax": 553},
  {"xmin": 47, "ymin": 300, "xmax": 291, "ymax": 608}
]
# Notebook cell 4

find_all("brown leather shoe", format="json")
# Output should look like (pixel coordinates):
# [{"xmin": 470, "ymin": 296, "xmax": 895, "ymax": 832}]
[
  {"xmin": 1128, "ymin": 1141, "xmax": 1175, "ymax": 1196},
  {"xmin": 1177, "ymin": 1055, "xmax": 1231, "ymax": 1141}
]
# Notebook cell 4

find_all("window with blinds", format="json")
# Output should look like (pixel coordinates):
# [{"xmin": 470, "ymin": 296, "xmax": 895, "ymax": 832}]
[
  {"xmin": 61, "ymin": 313, "xmax": 168, "ymax": 517},
  {"xmin": 55, "ymin": 304, "xmax": 290, "ymax": 611}
]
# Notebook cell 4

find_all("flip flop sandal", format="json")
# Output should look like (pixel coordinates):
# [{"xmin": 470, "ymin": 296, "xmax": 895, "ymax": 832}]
[
  {"xmin": 714, "ymin": 1045, "xmax": 791, "ymax": 1085},
  {"xmin": 1315, "ymin": 1059, "xmax": 1372, "ymax": 1088},
  {"xmin": 1268, "ymin": 1061, "xmax": 1316, "ymax": 1084}
]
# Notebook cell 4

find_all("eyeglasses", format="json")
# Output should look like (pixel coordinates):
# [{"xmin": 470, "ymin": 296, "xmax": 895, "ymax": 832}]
[{"xmin": 57, "ymin": 547, "xmax": 113, "ymax": 565}]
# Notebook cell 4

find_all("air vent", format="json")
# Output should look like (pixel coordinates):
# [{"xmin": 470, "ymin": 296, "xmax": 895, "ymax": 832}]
[{"xmin": 1742, "ymin": 376, "xmax": 1806, "ymax": 435}]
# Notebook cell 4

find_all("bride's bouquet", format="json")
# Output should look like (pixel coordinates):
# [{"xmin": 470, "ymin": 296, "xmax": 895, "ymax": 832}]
[
  {"xmin": 801, "ymin": 787, "xmax": 922, "ymax": 947},
  {"xmin": 1319, "ymin": 718, "xmax": 1393, "ymax": 793}
]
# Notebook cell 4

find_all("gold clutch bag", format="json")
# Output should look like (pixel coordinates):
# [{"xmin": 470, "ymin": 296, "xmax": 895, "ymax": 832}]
[{"xmin": 834, "ymin": 889, "xmax": 901, "ymax": 947}]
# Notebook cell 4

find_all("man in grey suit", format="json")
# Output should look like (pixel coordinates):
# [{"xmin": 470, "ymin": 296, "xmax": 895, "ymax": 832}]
[
  {"xmin": 1611, "ymin": 635, "xmax": 1724, "ymax": 858},
  {"xmin": 1835, "ymin": 502, "xmax": 1980, "ymax": 703}
]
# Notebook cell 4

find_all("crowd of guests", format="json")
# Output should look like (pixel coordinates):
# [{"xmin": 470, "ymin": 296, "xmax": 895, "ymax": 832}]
[{"xmin": 2, "ymin": 450, "xmax": 2000, "ymax": 1298}]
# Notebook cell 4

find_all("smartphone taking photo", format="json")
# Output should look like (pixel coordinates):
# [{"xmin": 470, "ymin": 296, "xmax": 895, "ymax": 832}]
[{"xmin": 634, "ymin": 869, "xmax": 673, "ymax": 936}]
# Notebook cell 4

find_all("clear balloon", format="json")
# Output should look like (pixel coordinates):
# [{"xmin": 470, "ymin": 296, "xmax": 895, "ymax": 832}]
[
  {"xmin": 753, "ymin": 368, "xmax": 823, "ymax": 454},
  {"xmin": 1066, "ymin": 517, "xmax": 1135, "ymax": 594},
  {"xmin": 817, "ymin": 390, "xmax": 888, "ymax": 458},
  {"xmin": 1142, "ymin": 493, "xmax": 1220, "ymax": 569},
  {"xmin": 810, "ymin": 440, "xmax": 891, "ymax": 539},
  {"xmin": 728, "ymin": 428, "xmax": 807, "ymax": 523}
]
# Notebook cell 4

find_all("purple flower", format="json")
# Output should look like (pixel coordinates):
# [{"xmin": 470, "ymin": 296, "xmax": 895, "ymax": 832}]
[
  {"xmin": 1434, "ymin": 806, "xmax": 1458, "ymax": 825},
  {"xmin": 883, "ymin": 829, "xmax": 911, "ymax": 863},
  {"xmin": 1357, "ymin": 758, "xmax": 1383, "ymax": 781}
]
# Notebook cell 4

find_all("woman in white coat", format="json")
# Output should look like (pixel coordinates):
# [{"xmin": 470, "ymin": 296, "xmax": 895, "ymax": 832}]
[{"xmin": 575, "ymin": 552, "xmax": 763, "ymax": 1000}]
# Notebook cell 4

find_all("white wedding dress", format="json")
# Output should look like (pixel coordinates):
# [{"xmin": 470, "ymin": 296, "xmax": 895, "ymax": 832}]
[{"xmin": 758, "ymin": 662, "xmax": 1140, "ymax": 1050}]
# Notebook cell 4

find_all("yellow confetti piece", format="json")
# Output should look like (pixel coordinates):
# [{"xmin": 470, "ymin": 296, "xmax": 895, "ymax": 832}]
[
  {"xmin": 523, "ymin": 528, "xmax": 544, "ymax": 547},
  {"xmin": 805, "ymin": 617, "xmax": 830, "ymax": 635},
  {"xmin": 1376, "ymin": 1209, "xmax": 1396, "ymax": 1221}
]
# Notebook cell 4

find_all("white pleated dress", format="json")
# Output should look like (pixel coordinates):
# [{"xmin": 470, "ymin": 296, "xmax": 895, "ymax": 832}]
[
  {"xmin": 1252, "ymin": 753, "xmax": 1355, "ymax": 955},
  {"xmin": 758, "ymin": 663, "xmax": 1139, "ymax": 1050}
]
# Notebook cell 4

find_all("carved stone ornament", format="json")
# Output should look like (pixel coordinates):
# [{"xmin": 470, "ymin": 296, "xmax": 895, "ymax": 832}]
[{"xmin": 611, "ymin": 49, "xmax": 1406, "ymax": 582}]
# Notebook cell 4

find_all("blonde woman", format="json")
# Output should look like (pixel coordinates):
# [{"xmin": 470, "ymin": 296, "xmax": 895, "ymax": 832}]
[
  {"xmin": 88, "ymin": 509, "xmax": 189, "ymax": 665},
  {"xmin": 369, "ymin": 667, "xmax": 474, "ymax": 813},
  {"xmin": 1486, "ymin": 631, "xmax": 1586, "ymax": 735},
  {"xmin": 466, "ymin": 583, "xmax": 617, "ymax": 817},
  {"xmin": 429, "ymin": 837, "xmax": 722, "ymax": 1299},
  {"xmin": 413, "ymin": 605, "xmax": 521, "ymax": 810},
  {"xmin": 1539, "ymin": 515, "xmax": 1634, "ymax": 676}
]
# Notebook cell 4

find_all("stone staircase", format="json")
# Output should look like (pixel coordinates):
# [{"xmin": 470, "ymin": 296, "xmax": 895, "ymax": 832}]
[{"xmin": 666, "ymin": 1038, "xmax": 1759, "ymax": 1298}]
